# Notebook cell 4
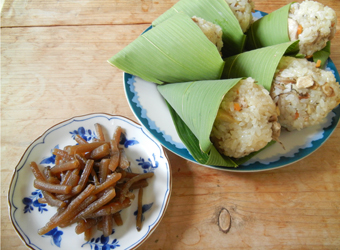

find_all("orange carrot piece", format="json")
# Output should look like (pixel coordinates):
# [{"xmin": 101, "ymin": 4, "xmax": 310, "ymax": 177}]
[
  {"xmin": 315, "ymin": 59, "xmax": 322, "ymax": 68},
  {"xmin": 297, "ymin": 24, "xmax": 303, "ymax": 35},
  {"xmin": 233, "ymin": 102, "xmax": 241, "ymax": 111},
  {"xmin": 294, "ymin": 111, "xmax": 300, "ymax": 120}
]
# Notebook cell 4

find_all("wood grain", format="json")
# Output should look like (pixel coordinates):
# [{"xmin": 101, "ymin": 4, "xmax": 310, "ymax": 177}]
[{"xmin": 1, "ymin": 0, "xmax": 340, "ymax": 249}]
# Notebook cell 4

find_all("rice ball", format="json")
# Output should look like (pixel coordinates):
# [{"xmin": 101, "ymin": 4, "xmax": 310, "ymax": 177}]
[
  {"xmin": 225, "ymin": 0, "xmax": 255, "ymax": 33},
  {"xmin": 288, "ymin": 0, "xmax": 337, "ymax": 56},
  {"xmin": 211, "ymin": 77, "xmax": 280, "ymax": 158},
  {"xmin": 270, "ymin": 56, "xmax": 340, "ymax": 131}
]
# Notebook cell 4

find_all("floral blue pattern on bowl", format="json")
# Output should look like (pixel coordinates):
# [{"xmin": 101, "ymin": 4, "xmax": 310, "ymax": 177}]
[{"xmin": 9, "ymin": 113, "xmax": 172, "ymax": 250}]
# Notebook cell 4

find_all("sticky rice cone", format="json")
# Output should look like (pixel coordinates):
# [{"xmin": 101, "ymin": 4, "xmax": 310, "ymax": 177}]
[
  {"xmin": 152, "ymin": 0, "xmax": 246, "ymax": 57},
  {"xmin": 157, "ymin": 79, "xmax": 270, "ymax": 167},
  {"xmin": 222, "ymin": 41, "xmax": 300, "ymax": 91},
  {"xmin": 108, "ymin": 13, "xmax": 224, "ymax": 84},
  {"xmin": 245, "ymin": 3, "xmax": 292, "ymax": 51},
  {"xmin": 245, "ymin": 3, "xmax": 332, "ymax": 67}
]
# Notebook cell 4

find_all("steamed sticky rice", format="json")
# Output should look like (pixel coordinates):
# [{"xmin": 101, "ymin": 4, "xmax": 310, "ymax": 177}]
[
  {"xmin": 270, "ymin": 56, "xmax": 340, "ymax": 131},
  {"xmin": 192, "ymin": 16, "xmax": 224, "ymax": 54},
  {"xmin": 288, "ymin": 0, "xmax": 337, "ymax": 56},
  {"xmin": 211, "ymin": 77, "xmax": 280, "ymax": 158},
  {"xmin": 225, "ymin": 0, "xmax": 255, "ymax": 33}
]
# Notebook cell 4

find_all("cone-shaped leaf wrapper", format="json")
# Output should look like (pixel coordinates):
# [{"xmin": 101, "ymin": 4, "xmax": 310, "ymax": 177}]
[
  {"xmin": 222, "ymin": 41, "xmax": 299, "ymax": 91},
  {"xmin": 152, "ymin": 0, "xmax": 246, "ymax": 57},
  {"xmin": 157, "ymin": 79, "xmax": 269, "ymax": 167},
  {"xmin": 108, "ymin": 13, "xmax": 224, "ymax": 84},
  {"xmin": 245, "ymin": 3, "xmax": 292, "ymax": 51}
]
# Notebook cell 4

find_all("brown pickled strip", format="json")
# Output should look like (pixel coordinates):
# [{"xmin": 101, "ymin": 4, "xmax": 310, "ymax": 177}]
[
  {"xmin": 112, "ymin": 212, "xmax": 123, "ymax": 226},
  {"xmin": 75, "ymin": 218, "xmax": 98, "ymax": 235},
  {"xmin": 108, "ymin": 151, "xmax": 120, "ymax": 172},
  {"xmin": 130, "ymin": 179, "xmax": 148, "ymax": 190},
  {"xmin": 119, "ymin": 148, "xmax": 130, "ymax": 169},
  {"xmin": 91, "ymin": 169, "xmax": 100, "ymax": 186},
  {"xmin": 103, "ymin": 215, "xmax": 113, "ymax": 237},
  {"xmin": 99, "ymin": 159, "xmax": 110, "ymax": 183},
  {"xmin": 65, "ymin": 169, "xmax": 80, "ymax": 187},
  {"xmin": 77, "ymin": 187, "xmax": 116, "ymax": 219},
  {"xmin": 119, "ymin": 172, "xmax": 154, "ymax": 203},
  {"xmin": 42, "ymin": 190, "xmax": 67, "ymax": 208},
  {"xmin": 53, "ymin": 148, "xmax": 73, "ymax": 162},
  {"xmin": 90, "ymin": 143, "xmax": 110, "ymax": 160},
  {"xmin": 34, "ymin": 179, "xmax": 72, "ymax": 194},
  {"xmin": 58, "ymin": 194, "xmax": 97, "ymax": 227},
  {"xmin": 84, "ymin": 227, "xmax": 94, "ymax": 242},
  {"xmin": 66, "ymin": 142, "xmax": 107, "ymax": 155},
  {"xmin": 50, "ymin": 159, "xmax": 79, "ymax": 174},
  {"xmin": 38, "ymin": 198, "xmax": 47, "ymax": 204},
  {"xmin": 94, "ymin": 123, "xmax": 105, "ymax": 141},
  {"xmin": 116, "ymin": 168, "xmax": 139, "ymax": 179},
  {"xmin": 60, "ymin": 170, "xmax": 73, "ymax": 185},
  {"xmin": 93, "ymin": 173, "xmax": 122, "ymax": 195},
  {"xmin": 85, "ymin": 198, "xmax": 131, "ymax": 218},
  {"xmin": 110, "ymin": 126, "xmax": 122, "ymax": 152},
  {"xmin": 30, "ymin": 161, "xmax": 46, "ymax": 181},
  {"xmin": 78, "ymin": 160, "xmax": 94, "ymax": 190},
  {"xmin": 136, "ymin": 187, "xmax": 143, "ymax": 231},
  {"xmin": 38, "ymin": 184, "xmax": 95, "ymax": 235},
  {"xmin": 55, "ymin": 184, "xmax": 83, "ymax": 201},
  {"xmin": 55, "ymin": 154, "xmax": 62, "ymax": 166},
  {"xmin": 75, "ymin": 154, "xmax": 87, "ymax": 169},
  {"xmin": 75, "ymin": 134, "xmax": 88, "ymax": 145}
]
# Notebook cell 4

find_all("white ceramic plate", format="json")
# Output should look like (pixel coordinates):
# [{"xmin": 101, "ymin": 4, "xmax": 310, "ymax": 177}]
[
  {"xmin": 123, "ymin": 11, "xmax": 340, "ymax": 172},
  {"xmin": 8, "ymin": 113, "xmax": 172, "ymax": 250}
]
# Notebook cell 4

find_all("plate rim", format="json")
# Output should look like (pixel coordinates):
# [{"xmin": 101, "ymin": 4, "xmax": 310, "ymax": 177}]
[{"xmin": 8, "ymin": 112, "xmax": 172, "ymax": 250}]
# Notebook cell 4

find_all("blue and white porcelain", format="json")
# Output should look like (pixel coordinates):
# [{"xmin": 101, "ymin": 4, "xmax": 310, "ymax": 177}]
[
  {"xmin": 8, "ymin": 113, "xmax": 172, "ymax": 249},
  {"xmin": 124, "ymin": 11, "xmax": 340, "ymax": 172}
]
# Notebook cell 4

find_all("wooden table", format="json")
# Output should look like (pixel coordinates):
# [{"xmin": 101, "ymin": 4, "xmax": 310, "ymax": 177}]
[{"xmin": 2, "ymin": 0, "xmax": 340, "ymax": 249}]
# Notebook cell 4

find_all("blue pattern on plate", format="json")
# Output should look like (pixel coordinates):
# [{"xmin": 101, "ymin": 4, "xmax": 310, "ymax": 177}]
[
  {"xmin": 40, "ymin": 145, "xmax": 59, "ymax": 165},
  {"xmin": 120, "ymin": 132, "xmax": 139, "ymax": 148},
  {"xmin": 136, "ymin": 154, "xmax": 158, "ymax": 173},
  {"xmin": 42, "ymin": 228, "xmax": 63, "ymax": 248},
  {"xmin": 70, "ymin": 126, "xmax": 96, "ymax": 142},
  {"xmin": 82, "ymin": 233, "xmax": 120, "ymax": 250},
  {"xmin": 133, "ymin": 202, "xmax": 154, "ymax": 223},
  {"xmin": 22, "ymin": 189, "xmax": 48, "ymax": 214}
]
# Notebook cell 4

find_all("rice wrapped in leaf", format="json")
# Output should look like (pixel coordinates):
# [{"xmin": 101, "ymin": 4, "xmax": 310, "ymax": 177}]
[
  {"xmin": 246, "ymin": 0, "xmax": 336, "ymax": 65},
  {"xmin": 108, "ymin": 13, "xmax": 224, "ymax": 84},
  {"xmin": 157, "ymin": 78, "xmax": 278, "ymax": 167},
  {"xmin": 152, "ymin": 0, "xmax": 247, "ymax": 57},
  {"xmin": 211, "ymin": 78, "xmax": 280, "ymax": 158},
  {"xmin": 270, "ymin": 56, "xmax": 340, "ymax": 131},
  {"xmin": 225, "ymin": 0, "xmax": 255, "ymax": 33},
  {"xmin": 222, "ymin": 41, "xmax": 300, "ymax": 91}
]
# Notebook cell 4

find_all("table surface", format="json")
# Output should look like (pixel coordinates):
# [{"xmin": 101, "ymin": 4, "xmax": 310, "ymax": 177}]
[{"xmin": 2, "ymin": 0, "xmax": 340, "ymax": 249}]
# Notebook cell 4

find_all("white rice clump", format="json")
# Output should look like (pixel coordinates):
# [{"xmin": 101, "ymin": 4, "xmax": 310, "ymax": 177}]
[
  {"xmin": 270, "ymin": 57, "xmax": 340, "ymax": 131},
  {"xmin": 225, "ymin": 0, "xmax": 255, "ymax": 33},
  {"xmin": 288, "ymin": 0, "xmax": 337, "ymax": 56},
  {"xmin": 192, "ymin": 16, "xmax": 224, "ymax": 54},
  {"xmin": 211, "ymin": 77, "xmax": 280, "ymax": 158}
]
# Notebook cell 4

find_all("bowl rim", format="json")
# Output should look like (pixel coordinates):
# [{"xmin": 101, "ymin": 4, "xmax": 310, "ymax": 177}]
[{"xmin": 7, "ymin": 112, "xmax": 172, "ymax": 250}]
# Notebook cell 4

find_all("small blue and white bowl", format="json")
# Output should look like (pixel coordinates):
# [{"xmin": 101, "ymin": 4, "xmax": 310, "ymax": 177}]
[{"xmin": 8, "ymin": 113, "xmax": 172, "ymax": 250}]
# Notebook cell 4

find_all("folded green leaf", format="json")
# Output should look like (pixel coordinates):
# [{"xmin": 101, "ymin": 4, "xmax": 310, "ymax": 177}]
[
  {"xmin": 222, "ymin": 41, "xmax": 299, "ymax": 91},
  {"xmin": 158, "ymin": 79, "xmax": 247, "ymax": 167},
  {"xmin": 245, "ymin": 3, "xmax": 292, "ymax": 51},
  {"xmin": 313, "ymin": 41, "xmax": 331, "ymax": 69},
  {"xmin": 152, "ymin": 0, "xmax": 246, "ymax": 57},
  {"xmin": 108, "ymin": 13, "xmax": 224, "ymax": 84}
]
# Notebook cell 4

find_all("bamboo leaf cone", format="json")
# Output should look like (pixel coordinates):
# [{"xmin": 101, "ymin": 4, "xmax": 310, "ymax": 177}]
[
  {"xmin": 222, "ymin": 41, "xmax": 300, "ymax": 91},
  {"xmin": 108, "ymin": 13, "xmax": 224, "ymax": 84},
  {"xmin": 157, "ymin": 78, "xmax": 262, "ymax": 167},
  {"xmin": 152, "ymin": 0, "xmax": 246, "ymax": 57},
  {"xmin": 245, "ymin": 3, "xmax": 292, "ymax": 51}
]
